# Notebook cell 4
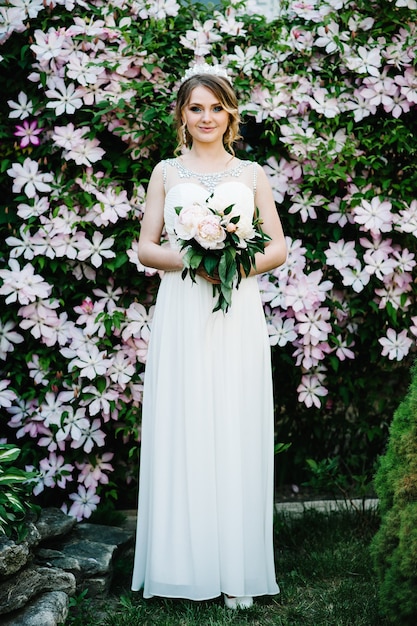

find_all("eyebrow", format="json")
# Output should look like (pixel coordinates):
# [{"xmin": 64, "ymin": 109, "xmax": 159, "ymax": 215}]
[{"xmin": 188, "ymin": 101, "xmax": 222, "ymax": 107}]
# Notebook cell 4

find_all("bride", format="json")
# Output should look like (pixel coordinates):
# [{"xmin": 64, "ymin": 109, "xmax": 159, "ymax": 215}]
[{"xmin": 131, "ymin": 62, "xmax": 287, "ymax": 610}]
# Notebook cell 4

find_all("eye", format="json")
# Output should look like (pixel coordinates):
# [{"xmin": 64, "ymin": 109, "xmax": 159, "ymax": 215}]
[
  {"xmin": 189, "ymin": 106, "xmax": 201, "ymax": 112},
  {"xmin": 213, "ymin": 105, "xmax": 223, "ymax": 112}
]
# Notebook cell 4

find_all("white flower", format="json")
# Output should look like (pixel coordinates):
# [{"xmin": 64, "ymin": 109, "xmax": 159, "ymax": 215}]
[
  {"xmin": 363, "ymin": 249, "xmax": 397, "ymax": 280},
  {"xmin": 68, "ymin": 345, "xmax": 112, "ymax": 380},
  {"xmin": 194, "ymin": 214, "xmax": 226, "ymax": 250},
  {"xmin": 66, "ymin": 137, "xmax": 105, "ymax": 166},
  {"xmin": 68, "ymin": 485, "xmax": 100, "ymax": 521},
  {"xmin": 339, "ymin": 261, "xmax": 371, "ymax": 293},
  {"xmin": 108, "ymin": 351, "xmax": 136, "ymax": 387},
  {"xmin": 379, "ymin": 328, "xmax": 413, "ymax": 361},
  {"xmin": 122, "ymin": 302, "xmax": 154, "ymax": 342},
  {"xmin": 228, "ymin": 45, "xmax": 259, "ymax": 73},
  {"xmin": 77, "ymin": 232, "xmax": 116, "ymax": 268},
  {"xmin": 324, "ymin": 240, "xmax": 357, "ymax": 270},
  {"xmin": 66, "ymin": 51, "xmax": 104, "ymax": 86},
  {"xmin": 7, "ymin": 91, "xmax": 34, "ymax": 119},
  {"xmin": 45, "ymin": 78, "xmax": 84, "ymax": 116},
  {"xmin": 7, "ymin": 158, "xmax": 53, "ymax": 198},
  {"xmin": 0, "ymin": 259, "xmax": 52, "ymax": 304},
  {"xmin": 0, "ymin": 380, "xmax": 17, "ymax": 408},
  {"xmin": 232, "ymin": 214, "xmax": 256, "ymax": 247},
  {"xmin": 353, "ymin": 197, "xmax": 393, "ymax": 235},
  {"xmin": 267, "ymin": 316, "xmax": 297, "ymax": 347},
  {"xmin": 0, "ymin": 320, "xmax": 24, "ymax": 359},
  {"xmin": 345, "ymin": 46, "xmax": 382, "ymax": 77},
  {"xmin": 174, "ymin": 203, "xmax": 210, "ymax": 240},
  {"xmin": 9, "ymin": 0, "xmax": 44, "ymax": 18},
  {"xmin": 30, "ymin": 28, "xmax": 68, "ymax": 62}
]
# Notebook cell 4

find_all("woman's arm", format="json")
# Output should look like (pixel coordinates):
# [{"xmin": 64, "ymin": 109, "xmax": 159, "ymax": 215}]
[
  {"xmin": 137, "ymin": 162, "xmax": 184, "ymax": 271},
  {"xmin": 249, "ymin": 164, "xmax": 287, "ymax": 276}
]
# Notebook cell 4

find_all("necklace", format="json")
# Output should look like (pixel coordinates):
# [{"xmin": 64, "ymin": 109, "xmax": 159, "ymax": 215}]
[{"xmin": 168, "ymin": 158, "xmax": 252, "ymax": 194}]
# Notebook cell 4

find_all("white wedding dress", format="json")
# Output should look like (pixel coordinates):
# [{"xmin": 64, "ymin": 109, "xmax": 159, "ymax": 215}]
[{"xmin": 131, "ymin": 158, "xmax": 279, "ymax": 601}]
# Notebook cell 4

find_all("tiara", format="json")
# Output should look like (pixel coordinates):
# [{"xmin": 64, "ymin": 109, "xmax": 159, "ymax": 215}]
[{"xmin": 180, "ymin": 63, "xmax": 232, "ymax": 84}]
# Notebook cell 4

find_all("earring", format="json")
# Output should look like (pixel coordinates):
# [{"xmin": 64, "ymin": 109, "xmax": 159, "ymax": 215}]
[{"xmin": 182, "ymin": 124, "xmax": 187, "ymax": 146}]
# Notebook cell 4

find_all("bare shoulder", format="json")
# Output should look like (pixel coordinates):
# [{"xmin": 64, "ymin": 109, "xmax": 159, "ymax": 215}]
[{"xmin": 147, "ymin": 161, "xmax": 165, "ymax": 191}]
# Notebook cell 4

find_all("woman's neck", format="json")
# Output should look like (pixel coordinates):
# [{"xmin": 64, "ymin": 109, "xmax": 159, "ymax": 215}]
[{"xmin": 181, "ymin": 145, "xmax": 235, "ymax": 172}]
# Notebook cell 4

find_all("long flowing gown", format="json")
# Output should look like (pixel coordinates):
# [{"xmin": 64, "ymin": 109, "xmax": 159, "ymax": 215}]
[{"xmin": 131, "ymin": 158, "xmax": 279, "ymax": 601}]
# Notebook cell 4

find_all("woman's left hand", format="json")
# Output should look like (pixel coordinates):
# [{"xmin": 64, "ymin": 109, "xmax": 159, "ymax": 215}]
[{"xmin": 196, "ymin": 267, "xmax": 221, "ymax": 284}]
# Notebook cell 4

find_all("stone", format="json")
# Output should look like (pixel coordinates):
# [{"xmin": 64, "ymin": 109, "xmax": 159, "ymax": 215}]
[
  {"xmin": 59, "ymin": 539, "xmax": 116, "ymax": 577},
  {"xmin": 0, "ymin": 565, "xmax": 76, "ymax": 614},
  {"xmin": 36, "ymin": 548, "xmax": 82, "ymax": 577},
  {"xmin": 1, "ymin": 591, "xmax": 69, "ymax": 626},
  {"xmin": 0, "ymin": 536, "xmax": 31, "ymax": 580},
  {"xmin": 79, "ymin": 575, "xmax": 112, "ymax": 597},
  {"xmin": 74, "ymin": 523, "xmax": 133, "ymax": 547},
  {"xmin": 0, "ymin": 508, "xmax": 134, "ymax": 617},
  {"xmin": 35, "ymin": 508, "xmax": 76, "ymax": 542}
]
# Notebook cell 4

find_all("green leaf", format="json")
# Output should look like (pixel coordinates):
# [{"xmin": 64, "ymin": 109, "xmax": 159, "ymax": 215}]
[
  {"xmin": 0, "ymin": 446, "xmax": 21, "ymax": 464},
  {"xmin": 203, "ymin": 254, "xmax": 219, "ymax": 275}
]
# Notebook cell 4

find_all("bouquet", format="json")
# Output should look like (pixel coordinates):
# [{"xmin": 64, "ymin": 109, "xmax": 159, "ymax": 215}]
[{"xmin": 174, "ymin": 195, "xmax": 271, "ymax": 313}]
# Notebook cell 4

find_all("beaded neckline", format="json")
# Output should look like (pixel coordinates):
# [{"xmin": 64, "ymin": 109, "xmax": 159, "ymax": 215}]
[{"xmin": 166, "ymin": 158, "xmax": 252, "ymax": 194}]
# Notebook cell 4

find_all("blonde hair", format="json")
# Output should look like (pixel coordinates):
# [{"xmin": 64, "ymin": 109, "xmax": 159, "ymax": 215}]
[{"xmin": 175, "ymin": 74, "xmax": 242, "ymax": 154}]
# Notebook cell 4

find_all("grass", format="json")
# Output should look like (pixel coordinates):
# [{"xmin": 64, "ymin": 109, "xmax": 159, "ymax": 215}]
[{"xmin": 66, "ymin": 507, "xmax": 389, "ymax": 626}]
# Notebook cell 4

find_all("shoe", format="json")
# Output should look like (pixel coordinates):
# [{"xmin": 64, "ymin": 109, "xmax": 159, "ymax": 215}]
[{"xmin": 224, "ymin": 594, "xmax": 253, "ymax": 609}]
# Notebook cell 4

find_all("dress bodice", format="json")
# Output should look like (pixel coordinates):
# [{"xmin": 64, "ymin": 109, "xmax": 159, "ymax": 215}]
[{"xmin": 162, "ymin": 159, "xmax": 258, "ymax": 249}]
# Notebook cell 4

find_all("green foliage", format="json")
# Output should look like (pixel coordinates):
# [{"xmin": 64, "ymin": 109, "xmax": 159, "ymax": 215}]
[
  {"xmin": 371, "ymin": 360, "xmax": 417, "ymax": 624},
  {"xmin": 0, "ymin": 444, "xmax": 39, "ymax": 540}
]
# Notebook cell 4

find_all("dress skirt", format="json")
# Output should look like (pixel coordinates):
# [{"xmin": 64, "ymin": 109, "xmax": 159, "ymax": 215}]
[{"xmin": 131, "ymin": 268, "xmax": 279, "ymax": 600}]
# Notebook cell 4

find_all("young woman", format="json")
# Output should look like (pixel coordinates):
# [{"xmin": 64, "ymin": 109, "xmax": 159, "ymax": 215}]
[{"xmin": 131, "ymin": 63, "xmax": 287, "ymax": 609}]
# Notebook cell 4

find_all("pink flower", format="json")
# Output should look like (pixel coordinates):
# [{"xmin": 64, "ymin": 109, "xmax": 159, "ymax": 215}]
[
  {"xmin": 297, "ymin": 374, "xmax": 328, "ymax": 408},
  {"xmin": 193, "ymin": 214, "xmax": 226, "ymax": 250},
  {"xmin": 71, "ymin": 418, "xmax": 106, "ymax": 453},
  {"xmin": 0, "ymin": 259, "xmax": 52, "ymax": 304},
  {"xmin": 76, "ymin": 452, "xmax": 114, "ymax": 488},
  {"xmin": 174, "ymin": 203, "xmax": 210, "ymax": 240},
  {"xmin": 14, "ymin": 120, "xmax": 43, "ymax": 148},
  {"xmin": 68, "ymin": 485, "xmax": 100, "ymax": 521}
]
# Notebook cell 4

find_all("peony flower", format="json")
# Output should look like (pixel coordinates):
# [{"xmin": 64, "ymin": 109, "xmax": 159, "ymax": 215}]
[
  {"xmin": 194, "ymin": 214, "xmax": 226, "ymax": 250},
  {"xmin": 174, "ymin": 203, "xmax": 210, "ymax": 240}
]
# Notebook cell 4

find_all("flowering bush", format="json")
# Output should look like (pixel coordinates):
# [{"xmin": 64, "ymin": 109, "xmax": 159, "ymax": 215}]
[{"xmin": 1, "ymin": 0, "xmax": 417, "ymax": 516}]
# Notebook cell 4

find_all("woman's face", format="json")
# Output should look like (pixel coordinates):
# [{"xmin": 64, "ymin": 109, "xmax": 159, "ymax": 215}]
[{"xmin": 182, "ymin": 85, "xmax": 230, "ymax": 146}]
